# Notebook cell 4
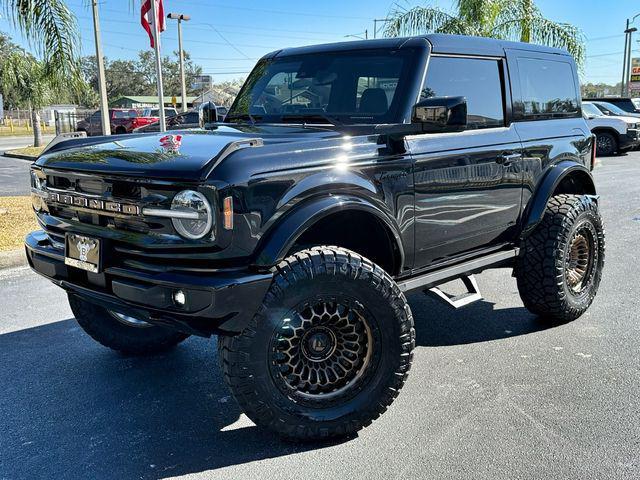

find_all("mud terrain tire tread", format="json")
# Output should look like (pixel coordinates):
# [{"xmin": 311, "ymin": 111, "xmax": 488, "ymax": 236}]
[
  {"xmin": 516, "ymin": 194, "xmax": 605, "ymax": 322},
  {"xmin": 218, "ymin": 246, "xmax": 415, "ymax": 441}
]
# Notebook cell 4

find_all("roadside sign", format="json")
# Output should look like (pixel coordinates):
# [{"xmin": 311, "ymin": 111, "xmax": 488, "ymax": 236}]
[{"xmin": 630, "ymin": 58, "xmax": 640, "ymax": 95}]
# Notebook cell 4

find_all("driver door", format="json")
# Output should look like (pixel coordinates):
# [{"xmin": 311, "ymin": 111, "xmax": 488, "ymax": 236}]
[{"xmin": 408, "ymin": 55, "xmax": 524, "ymax": 268}]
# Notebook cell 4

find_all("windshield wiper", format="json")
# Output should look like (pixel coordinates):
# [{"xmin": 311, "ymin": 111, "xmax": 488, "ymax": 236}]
[
  {"xmin": 280, "ymin": 113, "xmax": 343, "ymax": 126},
  {"xmin": 225, "ymin": 113, "xmax": 259, "ymax": 125}
]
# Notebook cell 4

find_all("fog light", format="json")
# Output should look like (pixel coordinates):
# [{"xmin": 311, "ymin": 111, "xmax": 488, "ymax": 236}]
[{"xmin": 173, "ymin": 289, "xmax": 186, "ymax": 306}]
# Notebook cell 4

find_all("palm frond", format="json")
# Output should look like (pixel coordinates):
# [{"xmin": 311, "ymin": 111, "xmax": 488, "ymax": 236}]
[
  {"xmin": 2, "ymin": 0, "xmax": 80, "ymax": 80},
  {"xmin": 383, "ymin": 4, "xmax": 460, "ymax": 37},
  {"xmin": 493, "ymin": 16, "xmax": 586, "ymax": 67}
]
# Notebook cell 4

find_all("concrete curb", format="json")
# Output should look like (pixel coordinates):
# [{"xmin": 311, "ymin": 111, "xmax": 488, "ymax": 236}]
[
  {"xmin": 2, "ymin": 151, "xmax": 37, "ymax": 161},
  {"xmin": 0, "ymin": 249, "xmax": 27, "ymax": 270}
]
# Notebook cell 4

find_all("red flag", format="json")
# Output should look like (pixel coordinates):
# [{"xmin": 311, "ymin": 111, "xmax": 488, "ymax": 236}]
[{"xmin": 141, "ymin": 0, "xmax": 165, "ymax": 48}]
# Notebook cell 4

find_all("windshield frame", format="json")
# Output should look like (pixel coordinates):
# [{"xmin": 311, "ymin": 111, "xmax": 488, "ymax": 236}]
[{"xmin": 226, "ymin": 46, "xmax": 427, "ymax": 127}]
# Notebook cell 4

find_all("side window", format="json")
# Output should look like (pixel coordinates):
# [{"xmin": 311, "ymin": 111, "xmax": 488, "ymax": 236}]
[
  {"xmin": 421, "ymin": 56, "xmax": 504, "ymax": 129},
  {"xmin": 515, "ymin": 57, "xmax": 579, "ymax": 119}
]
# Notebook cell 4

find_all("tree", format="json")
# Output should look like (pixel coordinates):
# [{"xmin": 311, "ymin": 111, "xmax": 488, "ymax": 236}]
[
  {"xmin": 79, "ymin": 50, "xmax": 204, "ymax": 103},
  {"xmin": 0, "ymin": 0, "xmax": 79, "ymax": 79},
  {"xmin": 384, "ymin": 0, "xmax": 585, "ymax": 67},
  {"xmin": 1, "ymin": 52, "xmax": 60, "ymax": 146}
]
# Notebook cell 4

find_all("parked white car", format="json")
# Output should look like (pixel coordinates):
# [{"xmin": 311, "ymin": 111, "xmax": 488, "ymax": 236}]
[{"xmin": 583, "ymin": 101, "xmax": 640, "ymax": 156}]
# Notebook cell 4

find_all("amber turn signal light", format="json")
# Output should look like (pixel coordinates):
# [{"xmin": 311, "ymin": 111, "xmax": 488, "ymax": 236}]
[{"xmin": 223, "ymin": 196, "xmax": 233, "ymax": 230}]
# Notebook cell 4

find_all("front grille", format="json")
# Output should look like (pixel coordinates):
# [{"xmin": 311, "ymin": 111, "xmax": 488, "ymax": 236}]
[{"xmin": 36, "ymin": 169, "xmax": 223, "ymax": 274}]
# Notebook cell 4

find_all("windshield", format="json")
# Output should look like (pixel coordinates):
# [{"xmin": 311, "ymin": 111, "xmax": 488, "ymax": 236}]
[
  {"xmin": 226, "ymin": 48, "xmax": 418, "ymax": 125},
  {"xmin": 597, "ymin": 101, "xmax": 631, "ymax": 116},
  {"xmin": 582, "ymin": 103, "xmax": 602, "ymax": 117}
]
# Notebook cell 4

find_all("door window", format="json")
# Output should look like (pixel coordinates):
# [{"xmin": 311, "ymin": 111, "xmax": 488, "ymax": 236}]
[{"xmin": 421, "ymin": 56, "xmax": 505, "ymax": 129}]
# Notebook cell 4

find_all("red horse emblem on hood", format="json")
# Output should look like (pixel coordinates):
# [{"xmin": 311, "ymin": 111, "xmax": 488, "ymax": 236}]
[{"xmin": 159, "ymin": 134, "xmax": 182, "ymax": 152}]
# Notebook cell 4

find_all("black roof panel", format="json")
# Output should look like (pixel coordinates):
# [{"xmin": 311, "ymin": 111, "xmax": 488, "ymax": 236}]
[{"xmin": 267, "ymin": 33, "xmax": 570, "ymax": 59}]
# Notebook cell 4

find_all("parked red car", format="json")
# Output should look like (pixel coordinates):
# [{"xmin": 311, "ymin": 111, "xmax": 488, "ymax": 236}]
[
  {"xmin": 123, "ymin": 107, "xmax": 178, "ymax": 132},
  {"xmin": 76, "ymin": 109, "xmax": 140, "ymax": 136}
]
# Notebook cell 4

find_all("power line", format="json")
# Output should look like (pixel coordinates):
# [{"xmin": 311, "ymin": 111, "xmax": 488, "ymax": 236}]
[{"xmin": 174, "ymin": 1, "xmax": 372, "ymax": 20}]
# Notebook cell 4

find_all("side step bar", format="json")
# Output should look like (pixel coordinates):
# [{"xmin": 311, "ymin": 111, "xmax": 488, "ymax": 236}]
[
  {"xmin": 427, "ymin": 275, "xmax": 482, "ymax": 309},
  {"xmin": 397, "ymin": 248, "xmax": 519, "ymax": 293}
]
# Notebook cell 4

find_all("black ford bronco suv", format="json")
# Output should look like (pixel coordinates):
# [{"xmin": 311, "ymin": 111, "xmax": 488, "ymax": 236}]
[{"xmin": 26, "ymin": 34, "xmax": 604, "ymax": 440}]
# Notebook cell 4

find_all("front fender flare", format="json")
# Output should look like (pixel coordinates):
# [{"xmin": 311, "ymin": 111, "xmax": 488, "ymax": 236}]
[
  {"xmin": 253, "ymin": 195, "xmax": 405, "ymax": 270},
  {"xmin": 521, "ymin": 160, "xmax": 596, "ymax": 237}
]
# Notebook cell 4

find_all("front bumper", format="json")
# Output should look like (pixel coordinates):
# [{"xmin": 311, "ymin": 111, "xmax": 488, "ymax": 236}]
[
  {"xmin": 618, "ymin": 129, "xmax": 640, "ymax": 150},
  {"xmin": 25, "ymin": 230, "xmax": 273, "ymax": 336}
]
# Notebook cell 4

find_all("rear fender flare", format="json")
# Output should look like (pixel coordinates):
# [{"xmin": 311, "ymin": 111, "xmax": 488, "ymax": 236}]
[{"xmin": 521, "ymin": 160, "xmax": 596, "ymax": 237}]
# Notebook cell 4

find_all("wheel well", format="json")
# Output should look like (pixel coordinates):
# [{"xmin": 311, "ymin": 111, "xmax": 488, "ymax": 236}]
[
  {"xmin": 553, "ymin": 170, "xmax": 596, "ymax": 196},
  {"xmin": 290, "ymin": 210, "xmax": 401, "ymax": 275},
  {"xmin": 591, "ymin": 128, "xmax": 619, "ymax": 143},
  {"xmin": 115, "ymin": 126, "xmax": 126, "ymax": 134}
]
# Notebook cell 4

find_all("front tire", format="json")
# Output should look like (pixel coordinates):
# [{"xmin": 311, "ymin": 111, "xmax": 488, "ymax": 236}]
[
  {"xmin": 218, "ymin": 246, "xmax": 415, "ymax": 440},
  {"xmin": 595, "ymin": 132, "xmax": 617, "ymax": 156},
  {"xmin": 516, "ymin": 194, "xmax": 605, "ymax": 323},
  {"xmin": 69, "ymin": 294, "xmax": 190, "ymax": 355}
]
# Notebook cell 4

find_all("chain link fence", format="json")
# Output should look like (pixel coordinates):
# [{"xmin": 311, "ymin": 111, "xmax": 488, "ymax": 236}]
[{"xmin": 54, "ymin": 110, "xmax": 94, "ymax": 135}]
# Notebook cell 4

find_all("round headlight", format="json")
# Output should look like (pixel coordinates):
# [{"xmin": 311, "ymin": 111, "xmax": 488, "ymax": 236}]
[{"xmin": 170, "ymin": 190, "xmax": 213, "ymax": 240}]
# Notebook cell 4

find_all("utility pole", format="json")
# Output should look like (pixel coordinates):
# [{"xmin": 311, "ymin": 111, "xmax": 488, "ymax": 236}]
[
  {"xmin": 150, "ymin": 0, "xmax": 166, "ymax": 132},
  {"xmin": 625, "ymin": 28, "xmax": 636, "ymax": 96},
  {"xmin": 621, "ymin": 20, "xmax": 629, "ymax": 96},
  {"xmin": 622, "ymin": 13, "xmax": 640, "ymax": 97},
  {"xmin": 91, "ymin": 0, "xmax": 110, "ymax": 136},
  {"xmin": 168, "ymin": 13, "xmax": 190, "ymax": 113},
  {"xmin": 373, "ymin": 18, "xmax": 391, "ymax": 39}
]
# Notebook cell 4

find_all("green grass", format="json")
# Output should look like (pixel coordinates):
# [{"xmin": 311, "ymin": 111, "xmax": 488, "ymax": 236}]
[{"xmin": 4, "ymin": 146, "xmax": 46, "ymax": 158}]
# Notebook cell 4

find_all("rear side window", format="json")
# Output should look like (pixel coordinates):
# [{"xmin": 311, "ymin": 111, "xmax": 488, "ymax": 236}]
[
  {"xmin": 516, "ymin": 57, "xmax": 579, "ymax": 119},
  {"xmin": 421, "ymin": 56, "xmax": 505, "ymax": 129}
]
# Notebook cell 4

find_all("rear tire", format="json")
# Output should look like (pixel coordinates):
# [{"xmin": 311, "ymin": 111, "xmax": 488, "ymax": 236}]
[
  {"xmin": 595, "ymin": 132, "xmax": 617, "ymax": 156},
  {"xmin": 218, "ymin": 246, "xmax": 415, "ymax": 440},
  {"xmin": 516, "ymin": 194, "xmax": 605, "ymax": 323},
  {"xmin": 69, "ymin": 294, "xmax": 189, "ymax": 355}
]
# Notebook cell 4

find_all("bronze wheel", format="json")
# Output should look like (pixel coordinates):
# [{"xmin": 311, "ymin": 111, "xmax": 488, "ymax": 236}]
[
  {"xmin": 564, "ymin": 226, "xmax": 595, "ymax": 295},
  {"xmin": 269, "ymin": 297, "xmax": 377, "ymax": 404},
  {"xmin": 218, "ymin": 246, "xmax": 415, "ymax": 440}
]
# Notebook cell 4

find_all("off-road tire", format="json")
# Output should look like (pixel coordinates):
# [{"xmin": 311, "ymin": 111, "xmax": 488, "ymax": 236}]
[
  {"xmin": 595, "ymin": 132, "xmax": 617, "ymax": 156},
  {"xmin": 114, "ymin": 126, "xmax": 127, "ymax": 135},
  {"xmin": 68, "ymin": 294, "xmax": 190, "ymax": 355},
  {"xmin": 516, "ymin": 194, "xmax": 604, "ymax": 323},
  {"xmin": 218, "ymin": 246, "xmax": 415, "ymax": 441}
]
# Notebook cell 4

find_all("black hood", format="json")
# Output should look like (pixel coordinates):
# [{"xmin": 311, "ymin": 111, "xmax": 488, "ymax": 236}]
[{"xmin": 35, "ymin": 125, "xmax": 342, "ymax": 181}]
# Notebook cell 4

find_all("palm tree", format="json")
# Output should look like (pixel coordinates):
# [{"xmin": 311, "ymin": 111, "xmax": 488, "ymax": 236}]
[
  {"xmin": 1, "ymin": 53, "xmax": 61, "ymax": 146},
  {"xmin": 384, "ymin": 0, "xmax": 585, "ymax": 67},
  {"xmin": 1, "ymin": 0, "xmax": 79, "ymax": 146},
  {"xmin": 1, "ymin": 0, "xmax": 79, "ymax": 79}
]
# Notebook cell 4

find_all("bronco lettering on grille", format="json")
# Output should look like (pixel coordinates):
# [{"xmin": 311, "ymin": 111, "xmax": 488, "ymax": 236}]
[{"xmin": 46, "ymin": 191, "xmax": 140, "ymax": 215}]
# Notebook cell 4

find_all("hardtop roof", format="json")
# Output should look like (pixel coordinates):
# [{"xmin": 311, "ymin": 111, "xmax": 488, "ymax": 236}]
[{"xmin": 268, "ymin": 33, "xmax": 571, "ymax": 59}]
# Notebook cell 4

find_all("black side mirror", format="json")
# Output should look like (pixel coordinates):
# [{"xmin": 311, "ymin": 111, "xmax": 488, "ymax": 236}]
[
  {"xmin": 412, "ymin": 96, "xmax": 467, "ymax": 133},
  {"xmin": 199, "ymin": 102, "xmax": 218, "ymax": 127}
]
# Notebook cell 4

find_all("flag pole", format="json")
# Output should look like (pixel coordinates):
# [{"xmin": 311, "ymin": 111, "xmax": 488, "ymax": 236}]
[{"xmin": 150, "ymin": 0, "xmax": 166, "ymax": 132}]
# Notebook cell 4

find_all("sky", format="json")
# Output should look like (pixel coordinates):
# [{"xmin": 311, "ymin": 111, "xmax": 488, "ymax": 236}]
[{"xmin": 0, "ymin": 0, "xmax": 638, "ymax": 86}]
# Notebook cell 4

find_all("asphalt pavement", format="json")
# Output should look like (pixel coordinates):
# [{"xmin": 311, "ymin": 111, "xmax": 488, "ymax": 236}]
[
  {"xmin": 0, "ymin": 153, "xmax": 639, "ymax": 480},
  {"xmin": 0, "ymin": 136, "xmax": 54, "ymax": 197}
]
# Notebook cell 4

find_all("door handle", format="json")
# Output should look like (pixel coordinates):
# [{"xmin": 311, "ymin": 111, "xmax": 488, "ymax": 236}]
[{"xmin": 497, "ymin": 153, "xmax": 522, "ymax": 166}]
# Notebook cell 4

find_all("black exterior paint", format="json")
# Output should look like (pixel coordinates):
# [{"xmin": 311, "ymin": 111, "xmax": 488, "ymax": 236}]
[{"xmin": 27, "ymin": 34, "xmax": 596, "ymax": 336}]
